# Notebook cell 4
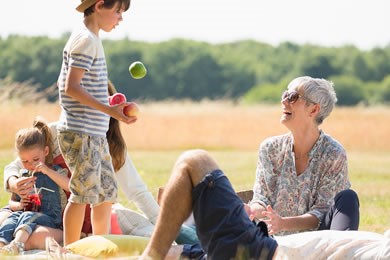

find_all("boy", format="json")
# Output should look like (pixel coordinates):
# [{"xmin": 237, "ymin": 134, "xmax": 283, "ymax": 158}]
[{"xmin": 57, "ymin": 0, "xmax": 134, "ymax": 246}]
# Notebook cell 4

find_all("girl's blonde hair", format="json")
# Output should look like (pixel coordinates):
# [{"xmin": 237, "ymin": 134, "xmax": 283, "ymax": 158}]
[{"xmin": 15, "ymin": 117, "xmax": 53, "ymax": 165}]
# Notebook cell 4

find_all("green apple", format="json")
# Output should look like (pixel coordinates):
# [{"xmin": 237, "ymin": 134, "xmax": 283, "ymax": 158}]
[{"xmin": 129, "ymin": 61, "xmax": 147, "ymax": 79}]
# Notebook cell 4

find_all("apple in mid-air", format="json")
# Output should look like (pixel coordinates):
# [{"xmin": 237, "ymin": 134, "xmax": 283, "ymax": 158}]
[{"xmin": 129, "ymin": 61, "xmax": 147, "ymax": 79}]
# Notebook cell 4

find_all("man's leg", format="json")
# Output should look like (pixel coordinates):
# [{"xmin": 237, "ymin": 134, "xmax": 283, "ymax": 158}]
[{"xmin": 141, "ymin": 149, "xmax": 219, "ymax": 259}]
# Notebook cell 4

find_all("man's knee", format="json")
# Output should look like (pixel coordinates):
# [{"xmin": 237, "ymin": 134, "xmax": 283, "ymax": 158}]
[{"xmin": 175, "ymin": 149, "xmax": 219, "ymax": 184}]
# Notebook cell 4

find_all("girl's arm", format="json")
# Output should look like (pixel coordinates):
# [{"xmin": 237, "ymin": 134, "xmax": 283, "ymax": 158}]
[
  {"xmin": 65, "ymin": 66, "xmax": 135, "ymax": 124},
  {"xmin": 34, "ymin": 163, "xmax": 70, "ymax": 192}
]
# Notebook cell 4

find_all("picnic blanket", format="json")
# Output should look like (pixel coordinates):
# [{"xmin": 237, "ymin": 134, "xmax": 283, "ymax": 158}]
[{"xmin": 3, "ymin": 230, "xmax": 390, "ymax": 259}]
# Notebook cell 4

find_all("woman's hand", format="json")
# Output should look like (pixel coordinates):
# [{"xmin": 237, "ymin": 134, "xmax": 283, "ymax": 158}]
[
  {"xmin": 262, "ymin": 205, "xmax": 284, "ymax": 235},
  {"xmin": 8, "ymin": 176, "xmax": 36, "ymax": 197}
]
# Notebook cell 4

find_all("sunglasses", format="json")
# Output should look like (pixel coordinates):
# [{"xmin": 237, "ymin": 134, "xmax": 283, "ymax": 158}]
[{"xmin": 281, "ymin": 90, "xmax": 316, "ymax": 104}]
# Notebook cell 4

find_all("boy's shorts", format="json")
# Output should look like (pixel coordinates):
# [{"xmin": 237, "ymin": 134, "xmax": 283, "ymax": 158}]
[
  {"xmin": 58, "ymin": 131, "xmax": 117, "ymax": 206},
  {"xmin": 191, "ymin": 170, "xmax": 278, "ymax": 260}
]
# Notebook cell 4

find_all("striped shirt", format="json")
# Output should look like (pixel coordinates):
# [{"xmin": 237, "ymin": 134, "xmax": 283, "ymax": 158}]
[
  {"xmin": 57, "ymin": 24, "xmax": 109, "ymax": 137},
  {"xmin": 252, "ymin": 130, "xmax": 350, "ymax": 235}
]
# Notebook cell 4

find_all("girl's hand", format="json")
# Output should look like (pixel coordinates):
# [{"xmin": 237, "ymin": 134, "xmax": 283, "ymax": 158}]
[
  {"xmin": 33, "ymin": 162, "xmax": 50, "ymax": 175},
  {"xmin": 19, "ymin": 197, "xmax": 31, "ymax": 210}
]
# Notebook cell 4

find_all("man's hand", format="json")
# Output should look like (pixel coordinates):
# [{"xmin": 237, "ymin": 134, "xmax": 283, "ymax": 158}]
[{"xmin": 8, "ymin": 176, "xmax": 36, "ymax": 197}]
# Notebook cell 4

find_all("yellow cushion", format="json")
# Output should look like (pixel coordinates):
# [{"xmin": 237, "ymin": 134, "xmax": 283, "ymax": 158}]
[{"xmin": 66, "ymin": 234, "xmax": 150, "ymax": 258}]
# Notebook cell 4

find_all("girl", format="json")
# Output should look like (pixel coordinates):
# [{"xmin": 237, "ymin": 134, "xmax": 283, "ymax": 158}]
[{"xmin": 0, "ymin": 118, "xmax": 69, "ymax": 255}]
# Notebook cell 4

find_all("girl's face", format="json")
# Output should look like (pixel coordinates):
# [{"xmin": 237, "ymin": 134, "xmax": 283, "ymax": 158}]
[{"xmin": 18, "ymin": 145, "xmax": 49, "ymax": 171}]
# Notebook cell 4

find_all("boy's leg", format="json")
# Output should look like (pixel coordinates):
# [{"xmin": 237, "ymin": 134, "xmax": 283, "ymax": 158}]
[
  {"xmin": 63, "ymin": 202, "xmax": 86, "ymax": 246},
  {"xmin": 59, "ymin": 132, "xmax": 116, "ymax": 244},
  {"xmin": 141, "ymin": 149, "xmax": 219, "ymax": 259},
  {"xmin": 91, "ymin": 202, "xmax": 112, "ymax": 235}
]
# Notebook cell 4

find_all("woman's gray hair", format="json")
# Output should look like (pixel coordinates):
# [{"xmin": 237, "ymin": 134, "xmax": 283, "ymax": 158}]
[{"xmin": 287, "ymin": 76, "xmax": 337, "ymax": 125}]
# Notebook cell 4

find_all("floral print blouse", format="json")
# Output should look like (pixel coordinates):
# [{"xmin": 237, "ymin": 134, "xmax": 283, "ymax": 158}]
[{"xmin": 252, "ymin": 130, "xmax": 350, "ymax": 235}]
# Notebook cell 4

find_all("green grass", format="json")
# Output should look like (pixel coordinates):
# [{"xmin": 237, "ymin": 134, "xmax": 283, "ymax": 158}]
[{"xmin": 1, "ymin": 149, "xmax": 389, "ymax": 234}]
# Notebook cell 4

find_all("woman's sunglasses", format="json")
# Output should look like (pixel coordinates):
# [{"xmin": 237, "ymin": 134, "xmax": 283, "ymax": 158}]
[{"xmin": 281, "ymin": 90, "xmax": 316, "ymax": 104}]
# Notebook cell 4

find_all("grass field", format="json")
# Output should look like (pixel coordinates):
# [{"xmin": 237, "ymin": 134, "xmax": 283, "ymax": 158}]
[{"xmin": 0, "ymin": 101, "xmax": 389, "ymax": 234}]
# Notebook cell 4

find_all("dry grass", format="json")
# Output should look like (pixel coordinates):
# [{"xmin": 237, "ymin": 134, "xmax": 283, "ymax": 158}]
[{"xmin": 2, "ymin": 101, "xmax": 390, "ymax": 152}]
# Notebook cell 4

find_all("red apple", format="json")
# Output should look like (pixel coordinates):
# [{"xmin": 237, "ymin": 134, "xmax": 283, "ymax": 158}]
[
  {"xmin": 109, "ymin": 93, "xmax": 127, "ymax": 105},
  {"xmin": 123, "ymin": 102, "xmax": 140, "ymax": 117}
]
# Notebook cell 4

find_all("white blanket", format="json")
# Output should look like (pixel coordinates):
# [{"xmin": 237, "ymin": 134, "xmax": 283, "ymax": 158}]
[{"xmin": 275, "ymin": 230, "xmax": 390, "ymax": 259}]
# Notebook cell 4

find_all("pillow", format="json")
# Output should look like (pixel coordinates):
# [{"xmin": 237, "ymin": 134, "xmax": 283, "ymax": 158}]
[
  {"xmin": 66, "ymin": 235, "xmax": 117, "ymax": 258},
  {"xmin": 113, "ymin": 204, "xmax": 154, "ymax": 237},
  {"xmin": 66, "ymin": 234, "xmax": 150, "ymax": 258},
  {"xmin": 110, "ymin": 212, "xmax": 123, "ymax": 235},
  {"xmin": 104, "ymin": 235, "xmax": 150, "ymax": 256}
]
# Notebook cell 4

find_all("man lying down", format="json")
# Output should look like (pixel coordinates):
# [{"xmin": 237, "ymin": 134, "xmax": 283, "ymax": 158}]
[{"xmin": 139, "ymin": 149, "xmax": 389, "ymax": 260}]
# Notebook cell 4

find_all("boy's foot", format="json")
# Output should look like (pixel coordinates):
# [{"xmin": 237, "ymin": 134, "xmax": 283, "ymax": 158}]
[{"xmin": 0, "ymin": 241, "xmax": 25, "ymax": 255}]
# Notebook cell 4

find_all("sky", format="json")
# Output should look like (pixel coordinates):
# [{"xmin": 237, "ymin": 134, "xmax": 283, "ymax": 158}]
[{"xmin": 0, "ymin": 0, "xmax": 389, "ymax": 50}]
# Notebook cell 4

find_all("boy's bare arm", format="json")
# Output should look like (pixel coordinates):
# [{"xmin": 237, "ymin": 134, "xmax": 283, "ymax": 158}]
[{"xmin": 65, "ymin": 66, "xmax": 136, "ymax": 124}]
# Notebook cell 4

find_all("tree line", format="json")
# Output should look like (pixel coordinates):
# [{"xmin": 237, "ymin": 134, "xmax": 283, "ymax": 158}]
[{"xmin": 1, "ymin": 34, "xmax": 390, "ymax": 106}]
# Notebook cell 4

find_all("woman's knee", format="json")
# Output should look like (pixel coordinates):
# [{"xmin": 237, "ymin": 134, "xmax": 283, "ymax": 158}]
[{"xmin": 336, "ymin": 189, "xmax": 360, "ymax": 206}]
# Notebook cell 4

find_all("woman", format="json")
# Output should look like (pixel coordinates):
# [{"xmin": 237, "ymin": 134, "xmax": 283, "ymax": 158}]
[{"xmin": 248, "ymin": 76, "xmax": 360, "ymax": 235}]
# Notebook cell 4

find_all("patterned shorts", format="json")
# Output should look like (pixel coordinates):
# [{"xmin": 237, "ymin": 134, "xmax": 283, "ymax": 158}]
[{"xmin": 58, "ymin": 131, "xmax": 117, "ymax": 206}]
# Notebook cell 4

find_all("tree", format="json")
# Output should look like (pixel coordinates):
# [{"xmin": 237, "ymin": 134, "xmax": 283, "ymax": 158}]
[{"xmin": 330, "ymin": 75, "xmax": 364, "ymax": 106}]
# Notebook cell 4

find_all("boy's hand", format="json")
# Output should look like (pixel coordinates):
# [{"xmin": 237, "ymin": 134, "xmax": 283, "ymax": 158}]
[{"xmin": 109, "ymin": 103, "xmax": 137, "ymax": 124}]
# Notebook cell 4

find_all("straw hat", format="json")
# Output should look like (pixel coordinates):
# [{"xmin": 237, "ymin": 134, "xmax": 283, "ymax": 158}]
[{"xmin": 76, "ymin": 0, "xmax": 99, "ymax": 12}]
